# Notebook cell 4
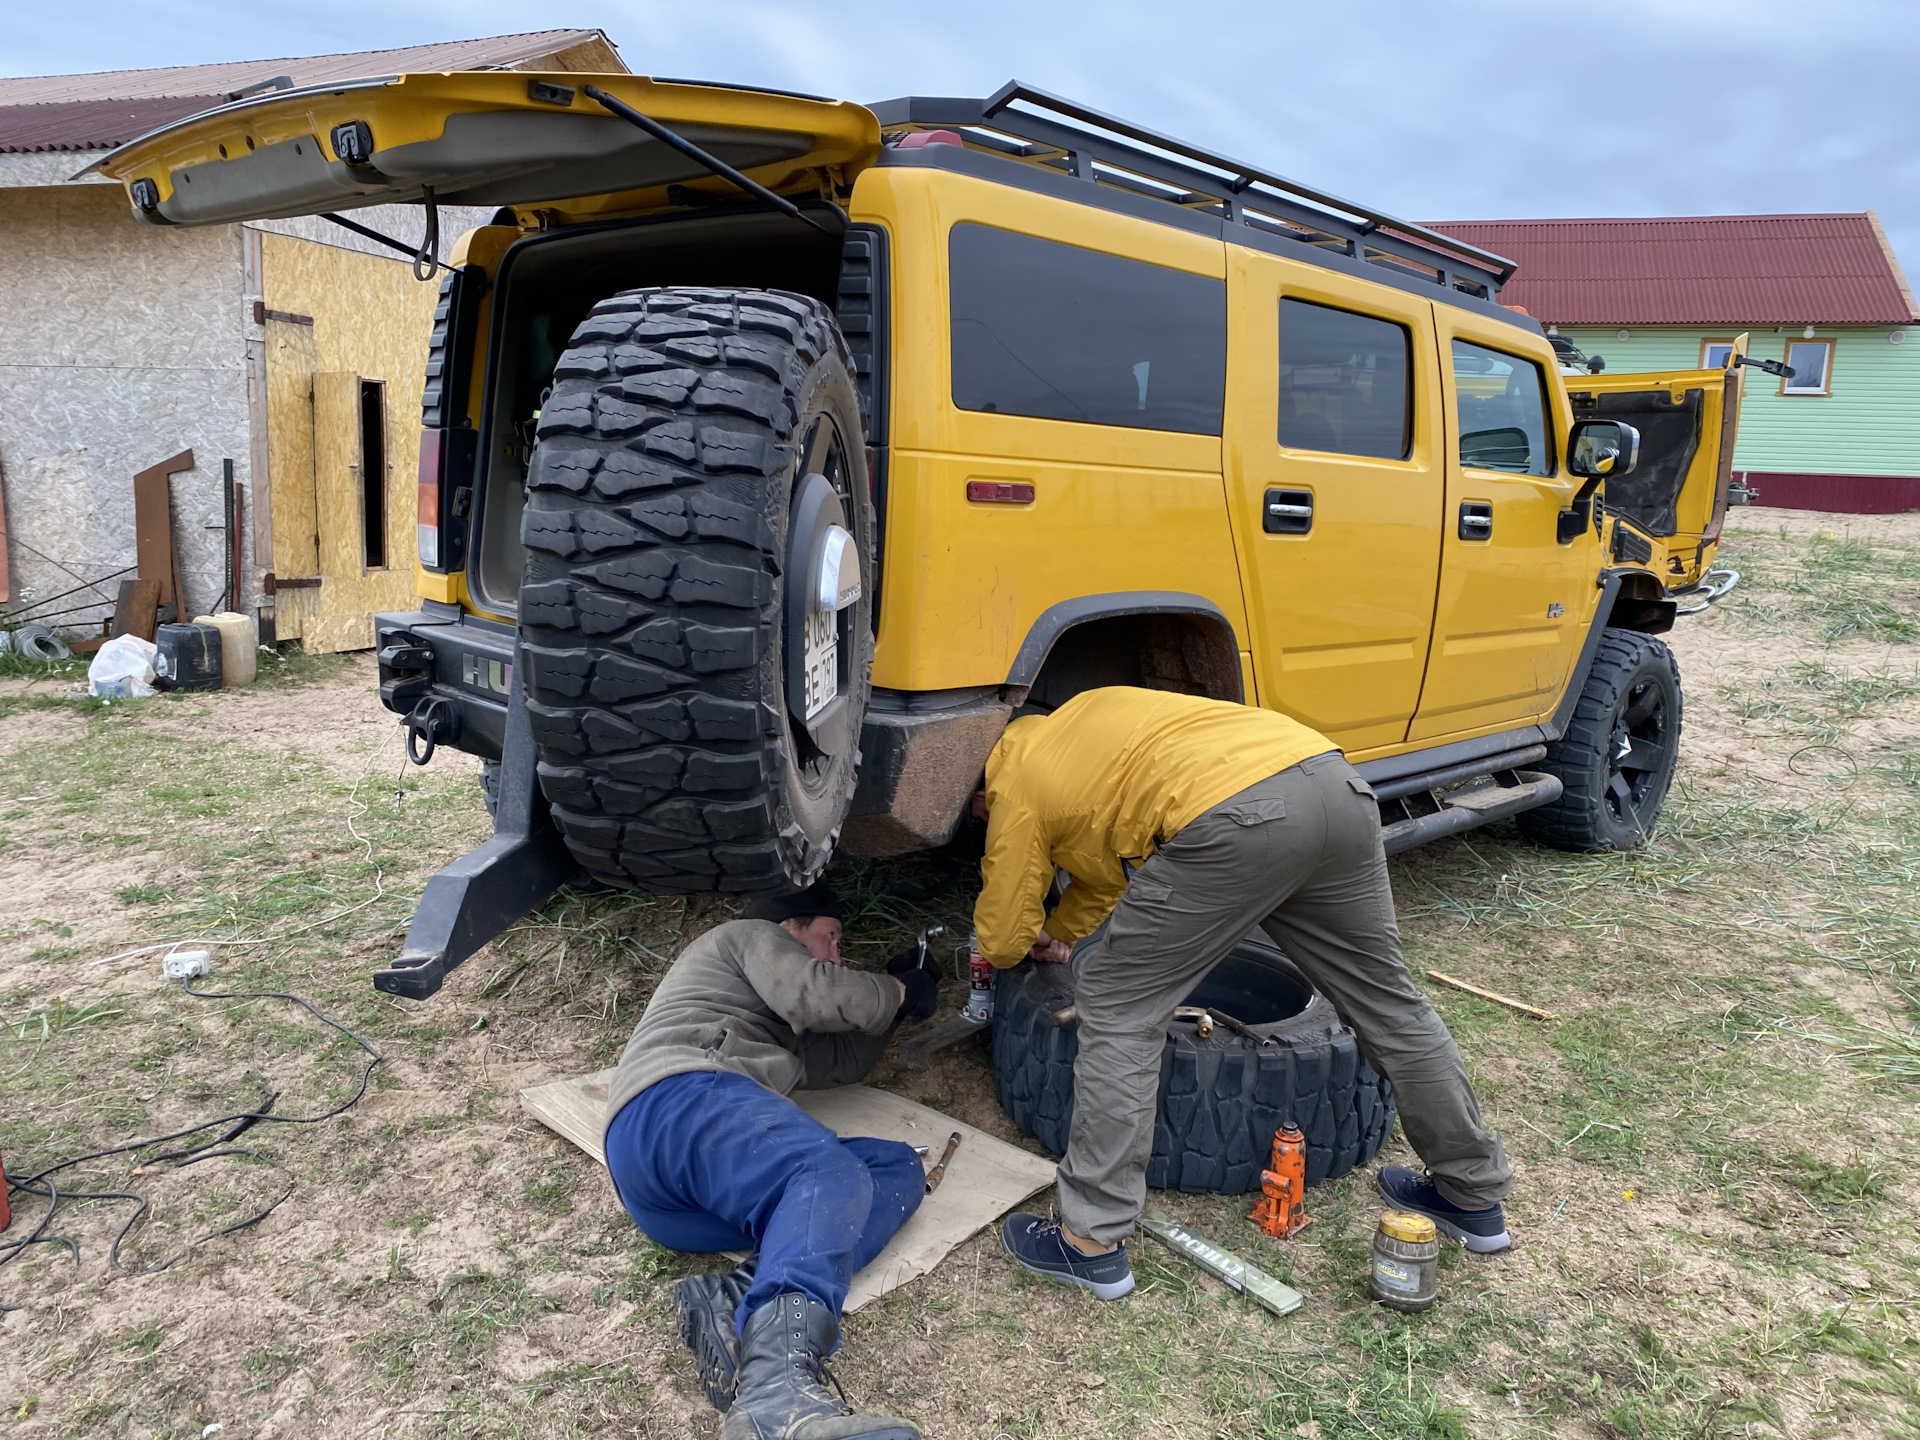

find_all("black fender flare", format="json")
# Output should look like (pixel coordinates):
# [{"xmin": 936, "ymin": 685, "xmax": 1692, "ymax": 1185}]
[{"xmin": 1006, "ymin": 591, "xmax": 1243, "ymax": 701}]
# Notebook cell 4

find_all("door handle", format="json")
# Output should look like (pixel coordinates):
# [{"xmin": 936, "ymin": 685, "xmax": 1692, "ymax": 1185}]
[
  {"xmin": 1458, "ymin": 502, "xmax": 1493, "ymax": 540},
  {"xmin": 1264, "ymin": 488, "xmax": 1313, "ymax": 535}
]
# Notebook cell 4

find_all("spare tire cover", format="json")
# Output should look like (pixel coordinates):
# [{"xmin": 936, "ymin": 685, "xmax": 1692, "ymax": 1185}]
[{"xmin": 992, "ymin": 933, "xmax": 1396, "ymax": 1194}]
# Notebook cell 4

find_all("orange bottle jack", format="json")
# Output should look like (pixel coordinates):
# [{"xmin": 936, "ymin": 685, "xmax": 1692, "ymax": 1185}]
[{"xmin": 1248, "ymin": 1124, "xmax": 1309, "ymax": 1238}]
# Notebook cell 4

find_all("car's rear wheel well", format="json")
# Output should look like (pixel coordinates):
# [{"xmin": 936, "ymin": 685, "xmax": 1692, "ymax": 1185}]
[{"xmin": 1018, "ymin": 609, "xmax": 1242, "ymax": 715}]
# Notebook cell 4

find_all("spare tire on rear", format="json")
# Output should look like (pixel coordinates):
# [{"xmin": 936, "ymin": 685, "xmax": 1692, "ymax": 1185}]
[
  {"xmin": 993, "ymin": 934, "xmax": 1396, "ymax": 1193},
  {"xmin": 518, "ymin": 287, "xmax": 873, "ymax": 894}
]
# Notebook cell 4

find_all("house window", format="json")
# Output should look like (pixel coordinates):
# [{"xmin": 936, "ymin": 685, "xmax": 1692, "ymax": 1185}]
[
  {"xmin": 1781, "ymin": 339, "xmax": 1833, "ymax": 396},
  {"xmin": 1700, "ymin": 339, "xmax": 1736, "ymax": 370}
]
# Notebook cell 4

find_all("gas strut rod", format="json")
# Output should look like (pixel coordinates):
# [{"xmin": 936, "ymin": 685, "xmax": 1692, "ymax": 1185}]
[
  {"xmin": 581, "ymin": 84, "xmax": 839, "ymax": 238},
  {"xmin": 319, "ymin": 207, "xmax": 441, "ymax": 280}
]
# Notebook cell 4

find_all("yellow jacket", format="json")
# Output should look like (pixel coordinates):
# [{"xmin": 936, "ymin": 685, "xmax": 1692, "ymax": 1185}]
[{"xmin": 973, "ymin": 687, "xmax": 1334, "ymax": 967}]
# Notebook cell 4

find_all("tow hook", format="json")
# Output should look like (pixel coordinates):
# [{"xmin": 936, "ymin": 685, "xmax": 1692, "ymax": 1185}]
[
  {"xmin": 406, "ymin": 696, "xmax": 462, "ymax": 765},
  {"xmin": 378, "ymin": 631, "xmax": 435, "ymax": 713}
]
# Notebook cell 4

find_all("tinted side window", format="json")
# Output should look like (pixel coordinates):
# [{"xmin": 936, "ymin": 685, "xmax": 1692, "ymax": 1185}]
[
  {"xmin": 1278, "ymin": 299, "xmax": 1412, "ymax": 459},
  {"xmin": 1451, "ymin": 339, "xmax": 1553, "ymax": 476},
  {"xmin": 949, "ymin": 223, "xmax": 1226, "ymax": 435}
]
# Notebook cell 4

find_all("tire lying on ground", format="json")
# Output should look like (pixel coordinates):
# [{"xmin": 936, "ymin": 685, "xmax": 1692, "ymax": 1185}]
[
  {"xmin": 1518, "ymin": 629, "xmax": 1683, "ymax": 852},
  {"xmin": 993, "ymin": 934, "xmax": 1396, "ymax": 1194},
  {"xmin": 518, "ymin": 287, "xmax": 874, "ymax": 894}
]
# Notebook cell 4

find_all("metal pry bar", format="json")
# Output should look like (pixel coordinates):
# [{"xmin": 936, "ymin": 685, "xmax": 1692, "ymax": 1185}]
[
  {"xmin": 923, "ymin": 1132, "xmax": 962, "ymax": 1193},
  {"xmin": 582, "ymin": 85, "xmax": 840, "ymax": 238}
]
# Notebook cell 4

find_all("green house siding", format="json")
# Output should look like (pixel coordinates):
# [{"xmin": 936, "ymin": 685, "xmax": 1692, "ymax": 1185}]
[{"xmin": 1556, "ymin": 325, "xmax": 1920, "ymax": 477}]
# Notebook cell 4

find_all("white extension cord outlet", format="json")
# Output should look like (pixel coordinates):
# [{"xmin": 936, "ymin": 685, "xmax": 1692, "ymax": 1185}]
[{"xmin": 163, "ymin": 949, "xmax": 212, "ymax": 980}]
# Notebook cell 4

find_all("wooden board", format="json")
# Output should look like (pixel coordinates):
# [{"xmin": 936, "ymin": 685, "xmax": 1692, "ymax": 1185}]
[
  {"xmin": 132, "ymin": 449, "xmax": 193, "ymax": 608},
  {"xmin": 260, "ymin": 234, "xmax": 440, "ymax": 654},
  {"xmin": 301, "ymin": 612, "xmax": 375, "ymax": 654},
  {"xmin": 264, "ymin": 321, "xmax": 321, "ymax": 640},
  {"xmin": 522, "ymin": 1071, "xmax": 1058, "ymax": 1313},
  {"xmin": 312, "ymin": 371, "xmax": 362, "ymax": 591},
  {"xmin": 110, "ymin": 578, "xmax": 161, "ymax": 641}
]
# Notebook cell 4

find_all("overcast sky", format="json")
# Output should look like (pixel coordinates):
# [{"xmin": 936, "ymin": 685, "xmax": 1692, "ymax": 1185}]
[{"xmin": 8, "ymin": 0, "xmax": 1918, "ymax": 284}]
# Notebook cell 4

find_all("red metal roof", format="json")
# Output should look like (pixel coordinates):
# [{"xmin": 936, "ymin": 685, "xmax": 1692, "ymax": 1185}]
[
  {"xmin": 0, "ymin": 31, "xmax": 618, "ymax": 106},
  {"xmin": 0, "ymin": 97, "xmax": 224, "ymax": 152},
  {"xmin": 0, "ymin": 30, "xmax": 625, "ymax": 155},
  {"xmin": 1427, "ymin": 214, "xmax": 1919, "ymax": 326}
]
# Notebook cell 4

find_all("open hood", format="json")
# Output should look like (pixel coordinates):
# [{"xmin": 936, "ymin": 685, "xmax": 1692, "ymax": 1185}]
[
  {"xmin": 1565, "ymin": 342, "xmax": 1748, "ymax": 586},
  {"xmin": 82, "ymin": 71, "xmax": 882, "ymax": 227}
]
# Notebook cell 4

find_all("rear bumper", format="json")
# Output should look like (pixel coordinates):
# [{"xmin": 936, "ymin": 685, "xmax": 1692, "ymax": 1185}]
[
  {"xmin": 375, "ymin": 605, "xmax": 515, "ymax": 762},
  {"xmin": 840, "ymin": 686, "xmax": 1012, "ymax": 856}
]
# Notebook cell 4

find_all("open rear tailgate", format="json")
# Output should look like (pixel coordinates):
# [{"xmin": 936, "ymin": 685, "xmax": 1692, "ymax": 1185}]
[{"xmin": 83, "ymin": 72, "xmax": 881, "ymax": 227}]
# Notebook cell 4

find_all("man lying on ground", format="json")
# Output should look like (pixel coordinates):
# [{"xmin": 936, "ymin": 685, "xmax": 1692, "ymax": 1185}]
[
  {"xmin": 602, "ymin": 882, "xmax": 939, "ymax": 1440},
  {"xmin": 973, "ymin": 686, "xmax": 1514, "ymax": 1301}
]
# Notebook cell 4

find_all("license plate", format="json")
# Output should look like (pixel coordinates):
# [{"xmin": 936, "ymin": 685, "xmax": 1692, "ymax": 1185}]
[{"xmin": 802, "ymin": 609, "xmax": 837, "ymax": 720}]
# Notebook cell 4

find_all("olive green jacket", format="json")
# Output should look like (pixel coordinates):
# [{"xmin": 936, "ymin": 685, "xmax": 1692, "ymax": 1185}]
[{"xmin": 602, "ymin": 919, "xmax": 901, "ymax": 1135}]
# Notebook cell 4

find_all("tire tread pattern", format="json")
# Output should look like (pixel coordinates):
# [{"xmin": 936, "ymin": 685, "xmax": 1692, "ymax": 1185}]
[
  {"xmin": 991, "ymin": 953, "xmax": 1395, "ymax": 1195},
  {"xmin": 1518, "ymin": 629, "xmax": 1683, "ymax": 852},
  {"xmin": 519, "ymin": 287, "xmax": 854, "ymax": 893}
]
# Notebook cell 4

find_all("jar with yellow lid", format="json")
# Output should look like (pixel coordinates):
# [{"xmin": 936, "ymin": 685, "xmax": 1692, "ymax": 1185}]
[{"xmin": 1370, "ymin": 1209, "xmax": 1438, "ymax": 1311}]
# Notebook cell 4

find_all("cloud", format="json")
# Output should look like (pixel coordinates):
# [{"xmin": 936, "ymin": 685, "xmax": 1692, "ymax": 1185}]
[{"xmin": 7, "ymin": 0, "xmax": 1916, "ymax": 279}]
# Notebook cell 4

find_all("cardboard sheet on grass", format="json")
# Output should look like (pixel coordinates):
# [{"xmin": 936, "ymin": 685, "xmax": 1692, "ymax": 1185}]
[{"xmin": 521, "ymin": 1071, "xmax": 1057, "ymax": 1312}]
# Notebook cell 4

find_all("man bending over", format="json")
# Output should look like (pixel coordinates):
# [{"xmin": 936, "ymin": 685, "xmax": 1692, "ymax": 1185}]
[
  {"xmin": 977, "ymin": 687, "xmax": 1514, "ymax": 1301},
  {"xmin": 603, "ymin": 883, "xmax": 938, "ymax": 1439}
]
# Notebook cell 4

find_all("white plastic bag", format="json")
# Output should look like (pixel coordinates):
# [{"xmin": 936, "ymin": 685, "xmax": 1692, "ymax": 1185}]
[{"xmin": 88, "ymin": 633, "xmax": 160, "ymax": 698}]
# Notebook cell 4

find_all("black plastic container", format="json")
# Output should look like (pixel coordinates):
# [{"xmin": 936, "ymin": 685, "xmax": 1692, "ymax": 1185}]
[{"xmin": 154, "ymin": 622, "xmax": 223, "ymax": 692}]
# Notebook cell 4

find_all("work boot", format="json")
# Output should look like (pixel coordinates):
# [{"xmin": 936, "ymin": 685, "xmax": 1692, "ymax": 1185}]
[
  {"xmin": 1376, "ymin": 1165, "xmax": 1511, "ymax": 1253},
  {"xmin": 723, "ymin": 1292, "xmax": 921, "ymax": 1440},
  {"xmin": 674, "ymin": 1258, "xmax": 756, "ymax": 1411}
]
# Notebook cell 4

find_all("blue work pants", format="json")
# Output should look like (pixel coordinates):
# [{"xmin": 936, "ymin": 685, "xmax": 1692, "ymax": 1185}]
[{"xmin": 605, "ymin": 1069, "xmax": 923, "ymax": 1337}]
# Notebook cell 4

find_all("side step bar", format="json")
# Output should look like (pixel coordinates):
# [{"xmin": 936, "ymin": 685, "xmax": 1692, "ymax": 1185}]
[
  {"xmin": 374, "ymin": 650, "xmax": 574, "ymax": 1000},
  {"xmin": 1379, "ymin": 765, "xmax": 1564, "ymax": 857}
]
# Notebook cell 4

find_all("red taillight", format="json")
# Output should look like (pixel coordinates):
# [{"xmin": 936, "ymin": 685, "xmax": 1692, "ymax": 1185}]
[{"xmin": 417, "ymin": 429, "xmax": 442, "ymax": 567}]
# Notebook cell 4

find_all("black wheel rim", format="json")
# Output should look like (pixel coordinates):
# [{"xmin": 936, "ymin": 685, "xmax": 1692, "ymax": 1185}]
[
  {"xmin": 1605, "ymin": 676, "xmax": 1673, "ymax": 833},
  {"xmin": 786, "ymin": 411, "xmax": 857, "ymax": 794}
]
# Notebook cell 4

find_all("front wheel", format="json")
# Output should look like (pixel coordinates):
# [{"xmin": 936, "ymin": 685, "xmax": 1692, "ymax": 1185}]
[
  {"xmin": 1518, "ymin": 630, "xmax": 1683, "ymax": 852},
  {"xmin": 517, "ymin": 287, "xmax": 873, "ymax": 893}
]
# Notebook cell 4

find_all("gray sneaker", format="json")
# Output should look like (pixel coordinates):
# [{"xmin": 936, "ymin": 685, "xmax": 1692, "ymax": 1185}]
[
  {"xmin": 1376, "ymin": 1166, "xmax": 1511, "ymax": 1253},
  {"xmin": 1000, "ymin": 1212, "xmax": 1135, "ymax": 1300}
]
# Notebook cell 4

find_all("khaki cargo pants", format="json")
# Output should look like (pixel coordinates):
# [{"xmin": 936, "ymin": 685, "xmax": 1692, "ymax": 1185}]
[{"xmin": 1057, "ymin": 751, "xmax": 1512, "ymax": 1246}]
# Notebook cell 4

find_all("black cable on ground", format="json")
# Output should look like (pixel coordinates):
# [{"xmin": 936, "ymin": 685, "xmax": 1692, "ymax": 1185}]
[{"xmin": 0, "ymin": 975, "xmax": 382, "ymax": 1304}]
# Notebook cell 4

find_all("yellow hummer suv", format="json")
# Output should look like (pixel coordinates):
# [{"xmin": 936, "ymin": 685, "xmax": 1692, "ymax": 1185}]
[{"xmin": 97, "ymin": 76, "xmax": 1743, "ymax": 998}]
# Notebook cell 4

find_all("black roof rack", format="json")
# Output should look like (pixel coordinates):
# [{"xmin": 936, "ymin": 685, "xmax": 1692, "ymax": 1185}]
[{"xmin": 868, "ymin": 80, "xmax": 1517, "ymax": 299}]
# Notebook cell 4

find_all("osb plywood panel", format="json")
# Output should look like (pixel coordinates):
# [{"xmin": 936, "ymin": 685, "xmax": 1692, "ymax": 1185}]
[
  {"xmin": 263, "ymin": 321, "xmax": 320, "ymax": 641},
  {"xmin": 0, "ymin": 185, "xmax": 250, "ymax": 622},
  {"xmin": 303, "ymin": 613, "xmax": 377, "ymax": 654},
  {"xmin": 521, "ymin": 1072, "xmax": 1057, "ymax": 1314},
  {"xmin": 312, "ymin": 371, "xmax": 362, "ymax": 586},
  {"xmin": 261, "ymin": 232, "xmax": 439, "ymax": 653}
]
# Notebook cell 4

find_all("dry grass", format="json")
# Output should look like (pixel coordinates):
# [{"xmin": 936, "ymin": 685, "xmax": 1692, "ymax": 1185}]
[{"xmin": 3, "ymin": 508, "xmax": 1919, "ymax": 1439}]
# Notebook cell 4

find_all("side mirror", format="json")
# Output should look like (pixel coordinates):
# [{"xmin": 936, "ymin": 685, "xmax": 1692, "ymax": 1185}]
[{"xmin": 1568, "ymin": 418, "xmax": 1640, "ymax": 480}]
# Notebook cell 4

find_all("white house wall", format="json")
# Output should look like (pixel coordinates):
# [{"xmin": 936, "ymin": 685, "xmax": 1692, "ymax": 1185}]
[{"xmin": 0, "ymin": 182, "xmax": 251, "ymax": 626}]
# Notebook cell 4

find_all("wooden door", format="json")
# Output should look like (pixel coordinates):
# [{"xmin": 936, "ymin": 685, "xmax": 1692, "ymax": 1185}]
[{"xmin": 264, "ymin": 323, "xmax": 322, "ymax": 639}]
